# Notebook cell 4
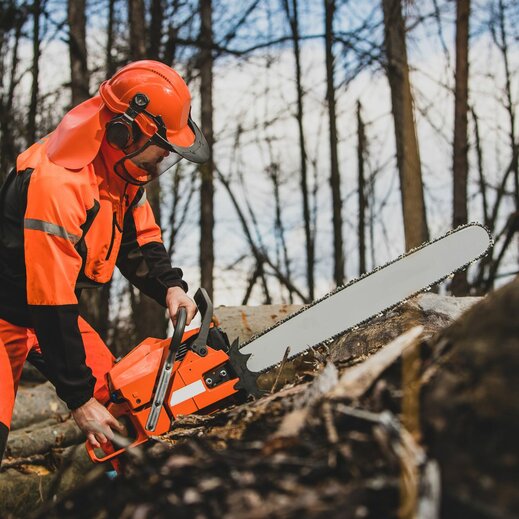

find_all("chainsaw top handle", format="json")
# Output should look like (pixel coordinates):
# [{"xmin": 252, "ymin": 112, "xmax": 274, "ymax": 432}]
[{"xmin": 145, "ymin": 306, "xmax": 187, "ymax": 432}]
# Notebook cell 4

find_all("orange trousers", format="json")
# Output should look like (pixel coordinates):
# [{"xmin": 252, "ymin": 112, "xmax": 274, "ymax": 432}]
[{"xmin": 0, "ymin": 317, "xmax": 114, "ymax": 459}]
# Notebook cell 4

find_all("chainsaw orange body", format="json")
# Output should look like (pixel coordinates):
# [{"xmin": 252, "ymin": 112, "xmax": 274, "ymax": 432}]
[{"xmin": 86, "ymin": 290, "xmax": 242, "ymax": 463}]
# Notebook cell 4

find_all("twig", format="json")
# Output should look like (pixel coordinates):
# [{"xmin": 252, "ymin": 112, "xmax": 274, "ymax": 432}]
[{"xmin": 270, "ymin": 346, "xmax": 291, "ymax": 394}]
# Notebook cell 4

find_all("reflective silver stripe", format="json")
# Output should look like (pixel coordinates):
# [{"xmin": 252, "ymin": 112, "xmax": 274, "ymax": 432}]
[
  {"xmin": 135, "ymin": 189, "xmax": 147, "ymax": 208},
  {"xmin": 24, "ymin": 218, "xmax": 81, "ymax": 244}
]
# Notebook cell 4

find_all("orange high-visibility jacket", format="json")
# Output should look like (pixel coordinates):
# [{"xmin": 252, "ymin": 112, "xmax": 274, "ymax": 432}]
[{"xmin": 0, "ymin": 138, "xmax": 187, "ymax": 409}]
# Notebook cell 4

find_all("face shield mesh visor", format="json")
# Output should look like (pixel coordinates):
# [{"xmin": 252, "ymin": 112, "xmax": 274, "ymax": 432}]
[{"xmin": 113, "ymin": 138, "xmax": 183, "ymax": 185}]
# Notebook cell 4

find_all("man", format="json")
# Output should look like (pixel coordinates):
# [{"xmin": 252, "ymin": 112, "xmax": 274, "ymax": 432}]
[{"xmin": 0, "ymin": 60, "xmax": 209, "ymax": 462}]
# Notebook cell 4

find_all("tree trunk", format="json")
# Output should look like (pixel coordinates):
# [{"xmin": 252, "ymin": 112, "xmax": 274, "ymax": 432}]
[
  {"xmin": 128, "ymin": 0, "xmax": 146, "ymax": 60},
  {"xmin": 199, "ymin": 0, "xmax": 215, "ymax": 300},
  {"xmin": 148, "ymin": 0, "xmax": 163, "ymax": 60},
  {"xmin": 324, "ymin": 0, "xmax": 344, "ymax": 286},
  {"xmin": 496, "ymin": 0, "xmax": 518, "ymax": 212},
  {"xmin": 105, "ymin": 0, "xmax": 117, "ymax": 78},
  {"xmin": 381, "ymin": 0, "xmax": 429, "ymax": 250},
  {"xmin": 0, "ymin": 9, "xmax": 23, "ymax": 179},
  {"xmin": 127, "ymin": 0, "xmax": 168, "ymax": 341},
  {"xmin": 27, "ymin": 0, "xmax": 41, "ymax": 145},
  {"xmin": 67, "ymin": 0, "xmax": 89, "ymax": 106},
  {"xmin": 357, "ymin": 101, "xmax": 367, "ymax": 276},
  {"xmin": 283, "ymin": 0, "xmax": 314, "ymax": 300},
  {"xmin": 451, "ymin": 0, "xmax": 471, "ymax": 295}
]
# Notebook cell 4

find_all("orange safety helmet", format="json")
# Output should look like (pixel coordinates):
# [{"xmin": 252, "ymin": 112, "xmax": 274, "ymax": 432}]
[{"xmin": 47, "ymin": 60, "xmax": 209, "ymax": 183}]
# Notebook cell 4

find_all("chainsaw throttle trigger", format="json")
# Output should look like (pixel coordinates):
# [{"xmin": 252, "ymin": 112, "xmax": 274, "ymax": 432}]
[{"xmin": 145, "ymin": 307, "xmax": 187, "ymax": 432}]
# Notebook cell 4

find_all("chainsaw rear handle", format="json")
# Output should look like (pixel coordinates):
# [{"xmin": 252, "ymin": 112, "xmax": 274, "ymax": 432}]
[
  {"xmin": 85, "ymin": 404, "xmax": 148, "ymax": 464},
  {"xmin": 145, "ymin": 307, "xmax": 187, "ymax": 431}
]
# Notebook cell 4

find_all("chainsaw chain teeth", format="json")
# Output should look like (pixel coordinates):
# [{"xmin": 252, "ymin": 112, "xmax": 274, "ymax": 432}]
[{"xmin": 239, "ymin": 222, "xmax": 494, "ymax": 375}]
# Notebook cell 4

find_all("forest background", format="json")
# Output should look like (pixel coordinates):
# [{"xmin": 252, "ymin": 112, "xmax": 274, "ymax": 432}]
[{"xmin": 0, "ymin": 0, "xmax": 517, "ymax": 355}]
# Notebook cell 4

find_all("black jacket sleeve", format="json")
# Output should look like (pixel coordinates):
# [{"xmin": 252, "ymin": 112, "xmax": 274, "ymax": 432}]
[
  {"xmin": 116, "ymin": 190, "xmax": 188, "ymax": 306},
  {"xmin": 29, "ymin": 304, "xmax": 96, "ymax": 410}
]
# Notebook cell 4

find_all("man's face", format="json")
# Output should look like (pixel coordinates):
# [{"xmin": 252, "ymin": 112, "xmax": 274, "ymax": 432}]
[{"xmin": 129, "ymin": 143, "xmax": 170, "ymax": 177}]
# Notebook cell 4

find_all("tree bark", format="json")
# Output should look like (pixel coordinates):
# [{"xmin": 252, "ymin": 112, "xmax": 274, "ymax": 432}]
[
  {"xmin": 148, "ymin": 0, "xmax": 163, "ymax": 60},
  {"xmin": 27, "ymin": 0, "xmax": 41, "ymax": 144},
  {"xmin": 381, "ymin": 0, "xmax": 429, "ymax": 250},
  {"xmin": 128, "ymin": 0, "xmax": 146, "ymax": 60},
  {"xmin": 0, "ymin": 7, "xmax": 23, "ymax": 179},
  {"xmin": 324, "ymin": 0, "xmax": 344, "ymax": 286},
  {"xmin": 199, "ymin": 0, "xmax": 215, "ymax": 299},
  {"xmin": 67, "ymin": 0, "xmax": 89, "ymax": 106},
  {"xmin": 422, "ymin": 276, "xmax": 519, "ymax": 517},
  {"xmin": 451, "ymin": 0, "xmax": 471, "ymax": 295},
  {"xmin": 105, "ymin": 0, "xmax": 117, "ymax": 78}
]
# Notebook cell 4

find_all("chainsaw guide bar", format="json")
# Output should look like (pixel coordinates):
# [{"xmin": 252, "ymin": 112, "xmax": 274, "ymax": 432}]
[{"xmin": 231, "ymin": 223, "xmax": 492, "ymax": 388}]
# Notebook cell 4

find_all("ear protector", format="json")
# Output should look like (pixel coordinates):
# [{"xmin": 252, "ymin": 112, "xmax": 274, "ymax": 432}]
[{"xmin": 105, "ymin": 93, "xmax": 150, "ymax": 150}]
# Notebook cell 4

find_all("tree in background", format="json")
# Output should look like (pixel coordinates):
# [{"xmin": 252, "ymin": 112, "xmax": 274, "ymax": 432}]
[
  {"xmin": 324, "ymin": 0, "xmax": 345, "ymax": 286},
  {"xmin": 199, "ymin": 0, "xmax": 215, "ymax": 300},
  {"xmin": 451, "ymin": 0, "xmax": 471, "ymax": 295},
  {"xmin": 382, "ymin": 0, "xmax": 429, "ymax": 250},
  {"xmin": 282, "ymin": 0, "xmax": 315, "ymax": 300}
]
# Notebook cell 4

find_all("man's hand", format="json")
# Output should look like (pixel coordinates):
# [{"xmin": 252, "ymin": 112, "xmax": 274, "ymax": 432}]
[
  {"xmin": 166, "ymin": 286, "xmax": 197, "ymax": 326},
  {"xmin": 71, "ymin": 397, "xmax": 125, "ymax": 449}
]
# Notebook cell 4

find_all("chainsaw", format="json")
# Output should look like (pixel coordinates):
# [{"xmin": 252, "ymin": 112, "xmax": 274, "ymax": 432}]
[{"xmin": 86, "ymin": 223, "xmax": 492, "ymax": 464}]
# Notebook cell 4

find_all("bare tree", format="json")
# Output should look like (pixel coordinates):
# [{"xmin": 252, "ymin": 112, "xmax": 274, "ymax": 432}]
[
  {"xmin": 357, "ymin": 100, "xmax": 367, "ymax": 276},
  {"xmin": 324, "ymin": 0, "xmax": 344, "ymax": 286},
  {"xmin": 0, "ymin": 2, "xmax": 25, "ymax": 179},
  {"xmin": 106, "ymin": 0, "xmax": 117, "ymax": 78},
  {"xmin": 68, "ymin": 0, "xmax": 89, "ymax": 106},
  {"xmin": 27, "ymin": 0, "xmax": 41, "ymax": 144},
  {"xmin": 148, "ymin": 0, "xmax": 163, "ymax": 59},
  {"xmin": 67, "ymin": 0, "xmax": 88, "ymax": 104},
  {"xmin": 128, "ymin": 0, "xmax": 146, "ymax": 60},
  {"xmin": 282, "ymin": 0, "xmax": 314, "ymax": 299},
  {"xmin": 451, "ymin": 0, "xmax": 471, "ymax": 296},
  {"xmin": 382, "ymin": 0, "xmax": 429, "ymax": 250},
  {"xmin": 199, "ymin": 0, "xmax": 215, "ymax": 299},
  {"xmin": 494, "ymin": 0, "xmax": 517, "ymax": 210}
]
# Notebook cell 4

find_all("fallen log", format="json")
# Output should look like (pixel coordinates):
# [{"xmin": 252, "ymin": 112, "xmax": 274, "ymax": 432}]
[
  {"xmin": 11, "ymin": 382, "xmax": 69, "ymax": 431},
  {"xmin": 5, "ymin": 417, "xmax": 82, "ymax": 459}
]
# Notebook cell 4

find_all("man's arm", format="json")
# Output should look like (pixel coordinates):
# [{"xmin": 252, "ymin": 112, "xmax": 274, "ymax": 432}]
[{"xmin": 117, "ymin": 188, "xmax": 197, "ymax": 324}]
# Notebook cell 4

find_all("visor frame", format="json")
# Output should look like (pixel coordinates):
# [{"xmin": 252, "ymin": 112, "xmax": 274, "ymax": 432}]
[{"xmin": 139, "ymin": 108, "xmax": 210, "ymax": 164}]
